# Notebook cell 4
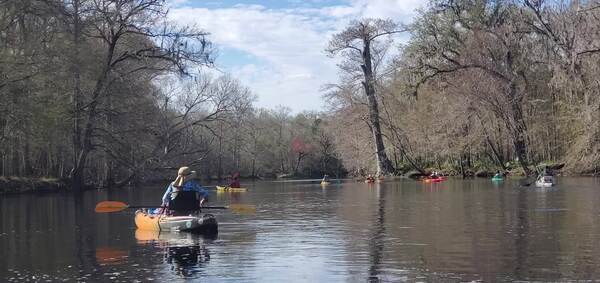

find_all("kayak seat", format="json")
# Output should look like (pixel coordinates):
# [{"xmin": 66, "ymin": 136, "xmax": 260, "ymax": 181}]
[{"xmin": 168, "ymin": 191, "xmax": 200, "ymax": 214}]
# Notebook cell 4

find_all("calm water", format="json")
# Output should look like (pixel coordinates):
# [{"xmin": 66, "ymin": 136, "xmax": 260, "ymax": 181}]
[{"xmin": 1, "ymin": 178, "xmax": 600, "ymax": 282}]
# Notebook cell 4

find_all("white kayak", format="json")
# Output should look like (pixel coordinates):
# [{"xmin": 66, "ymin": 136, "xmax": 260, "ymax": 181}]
[{"xmin": 535, "ymin": 176, "xmax": 555, "ymax": 187}]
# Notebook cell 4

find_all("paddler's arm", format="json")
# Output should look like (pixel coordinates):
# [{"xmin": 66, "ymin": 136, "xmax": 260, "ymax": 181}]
[
  {"xmin": 161, "ymin": 182, "xmax": 173, "ymax": 206},
  {"xmin": 199, "ymin": 191, "xmax": 208, "ymax": 207},
  {"xmin": 189, "ymin": 181, "xmax": 209, "ymax": 207}
]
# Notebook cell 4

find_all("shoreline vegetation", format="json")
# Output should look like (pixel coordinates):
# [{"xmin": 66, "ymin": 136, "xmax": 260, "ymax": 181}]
[
  {"xmin": 0, "ymin": 176, "xmax": 69, "ymax": 194},
  {"xmin": 2, "ymin": 162, "xmax": 595, "ymax": 196},
  {"xmin": 2, "ymin": 1, "xmax": 600, "ymax": 192}
]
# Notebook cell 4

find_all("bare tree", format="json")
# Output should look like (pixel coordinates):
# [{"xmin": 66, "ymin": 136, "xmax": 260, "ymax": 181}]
[
  {"xmin": 523, "ymin": 0, "xmax": 600, "ymax": 173},
  {"xmin": 326, "ymin": 18, "xmax": 406, "ymax": 176},
  {"xmin": 406, "ymin": 0, "xmax": 536, "ymax": 175},
  {"xmin": 69, "ymin": 0, "xmax": 214, "ymax": 190}
]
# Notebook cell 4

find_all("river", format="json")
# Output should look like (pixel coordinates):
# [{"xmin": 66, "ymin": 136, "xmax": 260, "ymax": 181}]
[{"xmin": 1, "ymin": 178, "xmax": 600, "ymax": 282}]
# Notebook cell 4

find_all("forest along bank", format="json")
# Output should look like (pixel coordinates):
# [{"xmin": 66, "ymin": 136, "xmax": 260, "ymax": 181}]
[{"xmin": 1, "ymin": 0, "xmax": 599, "ymax": 194}]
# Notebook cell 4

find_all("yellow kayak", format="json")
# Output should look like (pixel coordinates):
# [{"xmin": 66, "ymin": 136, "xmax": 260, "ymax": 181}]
[
  {"xmin": 320, "ymin": 181, "xmax": 331, "ymax": 186},
  {"xmin": 134, "ymin": 210, "xmax": 218, "ymax": 234},
  {"xmin": 216, "ymin": 186, "xmax": 247, "ymax": 192}
]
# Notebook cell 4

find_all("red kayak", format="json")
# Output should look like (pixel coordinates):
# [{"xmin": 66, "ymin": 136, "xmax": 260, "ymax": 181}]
[{"xmin": 423, "ymin": 177, "xmax": 445, "ymax": 183}]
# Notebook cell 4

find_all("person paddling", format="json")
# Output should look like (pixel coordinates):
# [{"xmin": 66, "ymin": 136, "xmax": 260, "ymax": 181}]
[
  {"xmin": 161, "ymin": 167, "xmax": 208, "ymax": 216},
  {"xmin": 366, "ymin": 174, "xmax": 375, "ymax": 183},
  {"xmin": 228, "ymin": 172, "xmax": 241, "ymax": 188},
  {"xmin": 430, "ymin": 171, "xmax": 439, "ymax": 179}
]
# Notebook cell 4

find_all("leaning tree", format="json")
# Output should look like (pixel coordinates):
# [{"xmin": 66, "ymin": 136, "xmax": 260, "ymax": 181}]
[{"xmin": 326, "ymin": 18, "xmax": 405, "ymax": 176}]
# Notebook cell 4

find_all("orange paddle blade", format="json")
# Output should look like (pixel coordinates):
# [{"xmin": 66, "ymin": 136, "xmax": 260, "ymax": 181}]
[{"xmin": 95, "ymin": 201, "xmax": 129, "ymax": 213}]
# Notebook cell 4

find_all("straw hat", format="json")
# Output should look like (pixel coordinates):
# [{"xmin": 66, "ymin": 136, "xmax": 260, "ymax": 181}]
[{"xmin": 173, "ymin": 166, "xmax": 196, "ymax": 188}]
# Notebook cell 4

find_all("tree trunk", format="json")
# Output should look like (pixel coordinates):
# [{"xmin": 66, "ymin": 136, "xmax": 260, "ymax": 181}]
[
  {"xmin": 476, "ymin": 112, "xmax": 507, "ymax": 170},
  {"xmin": 507, "ymin": 82, "xmax": 532, "ymax": 176},
  {"xmin": 217, "ymin": 123, "xmax": 223, "ymax": 180},
  {"xmin": 294, "ymin": 152, "xmax": 305, "ymax": 174},
  {"xmin": 103, "ymin": 82, "xmax": 114, "ymax": 187},
  {"xmin": 388, "ymin": 126, "xmax": 425, "ymax": 174},
  {"xmin": 72, "ymin": 0, "xmax": 82, "ymax": 173},
  {"xmin": 361, "ymin": 39, "xmax": 394, "ymax": 176},
  {"xmin": 23, "ymin": 131, "xmax": 32, "ymax": 176},
  {"xmin": 459, "ymin": 155, "xmax": 465, "ymax": 179},
  {"xmin": 71, "ymin": 40, "xmax": 116, "ymax": 191}
]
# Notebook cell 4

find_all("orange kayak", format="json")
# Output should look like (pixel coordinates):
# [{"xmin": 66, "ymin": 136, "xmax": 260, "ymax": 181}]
[{"xmin": 134, "ymin": 210, "xmax": 218, "ymax": 234}]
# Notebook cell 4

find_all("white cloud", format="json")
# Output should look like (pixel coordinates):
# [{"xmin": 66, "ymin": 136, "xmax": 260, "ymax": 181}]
[
  {"xmin": 169, "ymin": 0, "xmax": 426, "ymax": 112},
  {"xmin": 351, "ymin": 0, "xmax": 424, "ymax": 20},
  {"xmin": 167, "ymin": 0, "xmax": 189, "ymax": 7}
]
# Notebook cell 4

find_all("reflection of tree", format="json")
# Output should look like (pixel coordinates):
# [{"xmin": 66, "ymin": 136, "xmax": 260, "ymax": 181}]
[
  {"xmin": 368, "ymin": 184, "xmax": 385, "ymax": 281},
  {"xmin": 514, "ymin": 189, "xmax": 529, "ymax": 280},
  {"xmin": 74, "ymin": 192, "xmax": 103, "ymax": 270}
]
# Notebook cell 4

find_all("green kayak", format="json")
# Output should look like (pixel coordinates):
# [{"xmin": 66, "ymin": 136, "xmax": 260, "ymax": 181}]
[{"xmin": 491, "ymin": 176, "xmax": 504, "ymax": 181}]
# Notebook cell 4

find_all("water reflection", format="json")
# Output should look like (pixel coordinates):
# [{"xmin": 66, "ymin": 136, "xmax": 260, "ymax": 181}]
[
  {"xmin": 368, "ymin": 184, "xmax": 385, "ymax": 282},
  {"xmin": 135, "ymin": 230, "xmax": 211, "ymax": 278},
  {"xmin": 95, "ymin": 247, "xmax": 129, "ymax": 265},
  {"xmin": 2, "ymin": 178, "xmax": 600, "ymax": 281},
  {"xmin": 514, "ymin": 187, "xmax": 529, "ymax": 280}
]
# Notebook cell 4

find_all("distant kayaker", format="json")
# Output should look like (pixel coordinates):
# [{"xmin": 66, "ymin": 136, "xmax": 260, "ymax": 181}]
[
  {"xmin": 161, "ymin": 167, "xmax": 208, "ymax": 215},
  {"xmin": 430, "ymin": 171, "xmax": 439, "ymax": 179},
  {"xmin": 366, "ymin": 174, "xmax": 375, "ymax": 183},
  {"xmin": 541, "ymin": 166, "xmax": 552, "ymax": 176},
  {"xmin": 322, "ymin": 174, "xmax": 330, "ymax": 182},
  {"xmin": 229, "ymin": 172, "xmax": 241, "ymax": 188},
  {"xmin": 494, "ymin": 170, "xmax": 502, "ymax": 178}
]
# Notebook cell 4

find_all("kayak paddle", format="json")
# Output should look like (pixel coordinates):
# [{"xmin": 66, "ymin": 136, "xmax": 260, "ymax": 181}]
[
  {"xmin": 215, "ymin": 185, "xmax": 248, "ymax": 192},
  {"xmin": 519, "ymin": 175, "xmax": 539, "ymax": 187},
  {"xmin": 94, "ymin": 201, "xmax": 254, "ymax": 213}
]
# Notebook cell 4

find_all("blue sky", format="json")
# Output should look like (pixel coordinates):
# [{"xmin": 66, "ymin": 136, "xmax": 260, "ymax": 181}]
[
  {"xmin": 168, "ymin": 0, "xmax": 426, "ymax": 112},
  {"xmin": 176, "ymin": 0, "xmax": 350, "ymax": 9},
  {"xmin": 171, "ymin": 0, "xmax": 348, "ymax": 9}
]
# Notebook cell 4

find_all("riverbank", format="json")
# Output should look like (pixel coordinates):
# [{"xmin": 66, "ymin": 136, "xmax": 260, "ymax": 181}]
[
  {"xmin": 0, "ymin": 177, "xmax": 70, "ymax": 195},
  {"xmin": 2, "ymin": 169, "xmax": 596, "ymax": 196}
]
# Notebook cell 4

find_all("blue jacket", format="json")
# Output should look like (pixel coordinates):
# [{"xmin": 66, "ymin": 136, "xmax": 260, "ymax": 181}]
[{"xmin": 161, "ymin": 180, "xmax": 208, "ymax": 206}]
